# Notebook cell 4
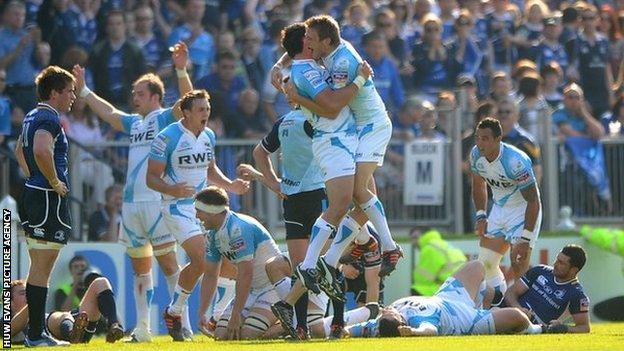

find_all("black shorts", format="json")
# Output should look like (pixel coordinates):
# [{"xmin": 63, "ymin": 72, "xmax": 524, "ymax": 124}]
[
  {"xmin": 19, "ymin": 186, "xmax": 72, "ymax": 245},
  {"xmin": 346, "ymin": 275, "xmax": 385, "ymax": 304},
  {"xmin": 282, "ymin": 188, "xmax": 327, "ymax": 240}
]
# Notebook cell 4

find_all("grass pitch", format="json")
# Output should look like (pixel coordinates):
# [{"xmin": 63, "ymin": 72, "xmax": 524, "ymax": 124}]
[{"xmin": 12, "ymin": 323, "xmax": 624, "ymax": 350}]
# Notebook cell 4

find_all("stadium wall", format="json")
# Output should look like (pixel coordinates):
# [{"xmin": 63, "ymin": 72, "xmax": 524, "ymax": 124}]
[{"xmin": 11, "ymin": 237, "xmax": 624, "ymax": 334}]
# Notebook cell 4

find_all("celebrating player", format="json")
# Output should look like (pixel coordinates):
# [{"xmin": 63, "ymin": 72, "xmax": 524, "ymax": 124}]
[
  {"xmin": 15, "ymin": 66, "xmax": 76, "ymax": 347},
  {"xmin": 470, "ymin": 118, "xmax": 542, "ymax": 304},
  {"xmin": 147, "ymin": 90, "xmax": 249, "ymax": 341},
  {"xmin": 73, "ymin": 42, "xmax": 194, "ymax": 342},
  {"xmin": 196, "ymin": 186, "xmax": 281, "ymax": 340},
  {"xmin": 347, "ymin": 261, "xmax": 543, "ymax": 338},
  {"xmin": 504, "ymin": 244, "xmax": 591, "ymax": 333}
]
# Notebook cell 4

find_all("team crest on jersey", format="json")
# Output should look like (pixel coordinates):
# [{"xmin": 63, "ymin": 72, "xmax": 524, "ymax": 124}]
[
  {"xmin": 537, "ymin": 275, "xmax": 548, "ymax": 286},
  {"xmin": 553, "ymin": 289, "xmax": 566, "ymax": 299},
  {"xmin": 303, "ymin": 69, "xmax": 324, "ymax": 89},
  {"xmin": 229, "ymin": 236, "xmax": 246, "ymax": 252},
  {"xmin": 331, "ymin": 58, "xmax": 350, "ymax": 85}
]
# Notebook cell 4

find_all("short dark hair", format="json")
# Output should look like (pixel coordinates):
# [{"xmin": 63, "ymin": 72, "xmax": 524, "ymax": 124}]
[
  {"xmin": 105, "ymin": 184, "xmax": 122, "ymax": 201},
  {"xmin": 378, "ymin": 316, "xmax": 402, "ymax": 337},
  {"xmin": 269, "ymin": 19, "xmax": 288, "ymax": 39},
  {"xmin": 305, "ymin": 15, "xmax": 341, "ymax": 46},
  {"xmin": 361, "ymin": 30, "xmax": 385, "ymax": 48},
  {"xmin": 35, "ymin": 66, "xmax": 75, "ymax": 101},
  {"xmin": 179, "ymin": 89, "xmax": 211, "ymax": 112},
  {"xmin": 477, "ymin": 117, "xmax": 502, "ymax": 138},
  {"xmin": 133, "ymin": 73, "xmax": 165, "ymax": 103},
  {"xmin": 195, "ymin": 186, "xmax": 230, "ymax": 207},
  {"xmin": 217, "ymin": 51, "xmax": 237, "ymax": 64},
  {"xmin": 69, "ymin": 255, "xmax": 87, "ymax": 270},
  {"xmin": 540, "ymin": 61, "xmax": 563, "ymax": 79},
  {"xmin": 561, "ymin": 244, "xmax": 587, "ymax": 271},
  {"xmin": 281, "ymin": 23, "xmax": 306, "ymax": 58}
]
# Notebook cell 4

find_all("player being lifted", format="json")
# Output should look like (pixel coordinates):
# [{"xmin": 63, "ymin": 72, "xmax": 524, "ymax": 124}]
[
  {"xmin": 73, "ymin": 43, "xmax": 194, "ymax": 342},
  {"xmin": 196, "ymin": 186, "xmax": 281, "ymax": 340},
  {"xmin": 147, "ymin": 90, "xmax": 249, "ymax": 341},
  {"xmin": 15, "ymin": 66, "xmax": 76, "ymax": 347},
  {"xmin": 470, "ymin": 118, "xmax": 542, "ymax": 304},
  {"xmin": 273, "ymin": 15, "xmax": 403, "ymax": 280}
]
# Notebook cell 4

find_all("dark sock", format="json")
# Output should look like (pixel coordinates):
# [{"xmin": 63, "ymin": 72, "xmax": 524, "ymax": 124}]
[
  {"xmin": 294, "ymin": 292, "xmax": 309, "ymax": 330},
  {"xmin": 83, "ymin": 321, "xmax": 98, "ymax": 343},
  {"xmin": 331, "ymin": 298, "xmax": 345, "ymax": 326},
  {"xmin": 58, "ymin": 318, "xmax": 74, "ymax": 341},
  {"xmin": 96, "ymin": 289, "xmax": 119, "ymax": 325},
  {"xmin": 26, "ymin": 283, "xmax": 48, "ymax": 339}
]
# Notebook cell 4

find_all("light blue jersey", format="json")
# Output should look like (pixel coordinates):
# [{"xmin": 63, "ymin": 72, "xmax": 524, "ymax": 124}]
[
  {"xmin": 205, "ymin": 211, "xmax": 281, "ymax": 289},
  {"xmin": 470, "ymin": 142, "xmax": 536, "ymax": 207},
  {"xmin": 323, "ymin": 39, "xmax": 389, "ymax": 126},
  {"xmin": 261, "ymin": 110, "xmax": 324, "ymax": 195},
  {"xmin": 291, "ymin": 59, "xmax": 355, "ymax": 135},
  {"xmin": 120, "ymin": 108, "xmax": 176, "ymax": 203},
  {"xmin": 149, "ymin": 121, "xmax": 216, "ymax": 204}
]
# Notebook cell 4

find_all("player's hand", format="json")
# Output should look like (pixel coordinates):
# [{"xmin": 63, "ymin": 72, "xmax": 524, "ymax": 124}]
[
  {"xmin": 72, "ymin": 65, "xmax": 86, "ymax": 93},
  {"xmin": 341, "ymin": 264, "xmax": 360, "ymax": 279},
  {"xmin": 475, "ymin": 219, "xmax": 487, "ymax": 237},
  {"xmin": 283, "ymin": 80, "xmax": 300, "ymax": 103},
  {"xmin": 236, "ymin": 163, "xmax": 260, "ymax": 181},
  {"xmin": 50, "ymin": 178, "xmax": 69, "ymax": 197},
  {"xmin": 398, "ymin": 325, "xmax": 415, "ymax": 337},
  {"xmin": 228, "ymin": 179, "xmax": 250, "ymax": 195},
  {"xmin": 226, "ymin": 313, "xmax": 242, "ymax": 340},
  {"xmin": 358, "ymin": 60, "xmax": 373, "ymax": 80},
  {"xmin": 171, "ymin": 41, "xmax": 189, "ymax": 70},
  {"xmin": 271, "ymin": 64, "xmax": 284, "ymax": 91},
  {"xmin": 169, "ymin": 182, "xmax": 196, "ymax": 198},
  {"xmin": 266, "ymin": 179, "xmax": 286, "ymax": 200},
  {"xmin": 512, "ymin": 241, "xmax": 530, "ymax": 264}
]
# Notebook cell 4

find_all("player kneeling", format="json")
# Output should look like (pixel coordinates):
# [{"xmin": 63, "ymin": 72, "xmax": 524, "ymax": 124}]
[
  {"xmin": 348, "ymin": 261, "xmax": 543, "ymax": 337},
  {"xmin": 197, "ymin": 186, "xmax": 282, "ymax": 340},
  {"xmin": 11, "ymin": 273, "xmax": 124, "ymax": 344}
]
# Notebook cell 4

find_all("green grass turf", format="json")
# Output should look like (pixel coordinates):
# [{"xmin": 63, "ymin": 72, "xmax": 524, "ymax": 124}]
[{"xmin": 11, "ymin": 322, "xmax": 624, "ymax": 351}]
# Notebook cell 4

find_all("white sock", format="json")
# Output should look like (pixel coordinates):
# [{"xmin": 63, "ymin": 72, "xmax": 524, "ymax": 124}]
[
  {"xmin": 169, "ymin": 284, "xmax": 191, "ymax": 316},
  {"xmin": 134, "ymin": 272, "xmax": 153, "ymax": 332},
  {"xmin": 182, "ymin": 305, "xmax": 192, "ymax": 332},
  {"xmin": 354, "ymin": 223, "xmax": 372, "ymax": 245},
  {"xmin": 344, "ymin": 304, "xmax": 374, "ymax": 325},
  {"xmin": 165, "ymin": 269, "xmax": 180, "ymax": 297},
  {"xmin": 523, "ymin": 323, "xmax": 543, "ymax": 334},
  {"xmin": 323, "ymin": 216, "xmax": 361, "ymax": 267},
  {"xmin": 212, "ymin": 277, "xmax": 236, "ymax": 320},
  {"xmin": 301, "ymin": 217, "xmax": 336, "ymax": 269},
  {"xmin": 486, "ymin": 270, "xmax": 507, "ymax": 302},
  {"xmin": 274, "ymin": 277, "xmax": 291, "ymax": 301},
  {"xmin": 361, "ymin": 196, "xmax": 396, "ymax": 251},
  {"xmin": 476, "ymin": 280, "xmax": 487, "ymax": 308}
]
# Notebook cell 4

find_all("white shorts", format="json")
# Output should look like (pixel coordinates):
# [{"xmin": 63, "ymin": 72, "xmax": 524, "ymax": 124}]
[
  {"xmin": 436, "ymin": 278, "xmax": 496, "ymax": 335},
  {"xmin": 312, "ymin": 132, "xmax": 357, "ymax": 181},
  {"xmin": 355, "ymin": 119, "xmax": 392, "ymax": 166},
  {"xmin": 219, "ymin": 285, "xmax": 280, "ymax": 321},
  {"xmin": 120, "ymin": 201, "xmax": 175, "ymax": 249},
  {"xmin": 486, "ymin": 203, "xmax": 542, "ymax": 248},
  {"xmin": 162, "ymin": 201, "xmax": 204, "ymax": 245}
]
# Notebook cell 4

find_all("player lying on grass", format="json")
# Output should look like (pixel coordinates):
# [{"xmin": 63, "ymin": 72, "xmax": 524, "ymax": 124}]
[
  {"xmin": 503, "ymin": 244, "xmax": 591, "ymax": 333},
  {"xmin": 347, "ymin": 260, "xmax": 544, "ymax": 337},
  {"xmin": 11, "ymin": 274, "xmax": 124, "ymax": 345}
]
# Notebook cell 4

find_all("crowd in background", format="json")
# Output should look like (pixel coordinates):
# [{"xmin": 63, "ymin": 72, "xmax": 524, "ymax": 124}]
[{"xmin": 0, "ymin": 0, "xmax": 623, "ymax": 241}]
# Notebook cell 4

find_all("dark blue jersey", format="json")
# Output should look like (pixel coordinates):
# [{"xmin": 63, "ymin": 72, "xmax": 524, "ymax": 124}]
[
  {"xmin": 21, "ymin": 103, "xmax": 69, "ymax": 189},
  {"xmin": 518, "ymin": 265, "xmax": 589, "ymax": 324}
]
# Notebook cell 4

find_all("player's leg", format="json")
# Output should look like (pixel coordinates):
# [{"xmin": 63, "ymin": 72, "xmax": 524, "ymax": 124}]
[
  {"xmin": 491, "ymin": 308, "xmax": 534, "ymax": 334},
  {"xmin": 76, "ymin": 277, "xmax": 123, "ymax": 343},
  {"xmin": 448, "ymin": 261, "xmax": 487, "ymax": 303},
  {"xmin": 168, "ymin": 234, "xmax": 206, "ymax": 314},
  {"xmin": 45, "ymin": 312, "xmax": 75, "ymax": 343},
  {"xmin": 317, "ymin": 303, "xmax": 380, "ymax": 338},
  {"xmin": 241, "ymin": 307, "xmax": 278, "ymax": 340},
  {"xmin": 25, "ymin": 246, "xmax": 61, "ymax": 343},
  {"xmin": 478, "ymin": 205, "xmax": 511, "ymax": 305}
]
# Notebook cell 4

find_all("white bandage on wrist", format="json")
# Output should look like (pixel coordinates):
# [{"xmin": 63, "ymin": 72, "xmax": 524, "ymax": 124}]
[
  {"xmin": 353, "ymin": 76, "xmax": 366, "ymax": 89},
  {"xmin": 79, "ymin": 86, "xmax": 92, "ymax": 98},
  {"xmin": 520, "ymin": 229, "xmax": 534, "ymax": 242},
  {"xmin": 176, "ymin": 69, "xmax": 188, "ymax": 78},
  {"xmin": 194, "ymin": 201, "xmax": 229, "ymax": 214}
]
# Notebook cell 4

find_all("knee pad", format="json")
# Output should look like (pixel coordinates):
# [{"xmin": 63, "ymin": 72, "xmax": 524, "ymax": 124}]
[
  {"xmin": 478, "ymin": 247, "xmax": 503, "ymax": 278},
  {"xmin": 307, "ymin": 312, "xmax": 325, "ymax": 327},
  {"xmin": 365, "ymin": 303, "xmax": 380, "ymax": 319},
  {"xmin": 243, "ymin": 312, "xmax": 271, "ymax": 333},
  {"xmin": 153, "ymin": 244, "xmax": 176, "ymax": 257},
  {"xmin": 126, "ymin": 245, "xmax": 153, "ymax": 258},
  {"xmin": 216, "ymin": 316, "xmax": 230, "ymax": 330},
  {"xmin": 59, "ymin": 317, "xmax": 73, "ymax": 341}
]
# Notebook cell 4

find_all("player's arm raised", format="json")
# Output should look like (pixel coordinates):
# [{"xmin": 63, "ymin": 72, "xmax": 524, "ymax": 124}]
[
  {"xmin": 15, "ymin": 135, "xmax": 30, "ymax": 178},
  {"xmin": 227, "ymin": 260, "xmax": 253, "ymax": 340},
  {"xmin": 207, "ymin": 160, "xmax": 250, "ymax": 195},
  {"xmin": 171, "ymin": 41, "xmax": 193, "ymax": 120},
  {"xmin": 270, "ymin": 52, "xmax": 293, "ymax": 89},
  {"xmin": 199, "ymin": 259, "xmax": 221, "ymax": 336}
]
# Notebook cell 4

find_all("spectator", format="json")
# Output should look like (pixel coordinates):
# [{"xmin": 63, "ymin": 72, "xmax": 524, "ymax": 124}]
[
  {"xmin": 68, "ymin": 0, "xmax": 99, "ymax": 52},
  {"xmin": 88, "ymin": 184, "xmax": 122, "ymax": 242},
  {"xmin": 517, "ymin": 71, "xmax": 551, "ymax": 143},
  {"xmin": 196, "ymin": 51, "xmax": 248, "ymax": 117},
  {"xmin": 261, "ymin": 66, "xmax": 290, "ymax": 123},
  {"xmin": 457, "ymin": 74, "xmax": 479, "ymax": 131},
  {"xmin": 0, "ymin": 1, "xmax": 43, "ymax": 112},
  {"xmin": 0, "ymin": 68, "xmax": 24, "ymax": 145},
  {"xmin": 362, "ymin": 31, "xmax": 405, "ymax": 118},
  {"xmin": 532, "ymin": 14, "xmax": 570, "ymax": 76},
  {"xmin": 35, "ymin": 0, "xmax": 73, "ymax": 64},
  {"xmin": 602, "ymin": 93, "xmax": 624, "ymax": 135},
  {"xmin": 572, "ymin": 4, "xmax": 615, "ymax": 117},
  {"xmin": 168, "ymin": 0, "xmax": 215, "ymax": 80},
  {"xmin": 560, "ymin": 5, "xmax": 580, "ymax": 60},
  {"xmin": 411, "ymin": 14, "xmax": 461, "ymax": 103},
  {"xmin": 89, "ymin": 9, "xmax": 146, "ymax": 109},
  {"xmin": 437, "ymin": 0, "xmax": 459, "ymax": 40},
  {"xmin": 226, "ymin": 88, "xmax": 268, "ymax": 138},
  {"xmin": 374, "ymin": 9, "xmax": 408, "ymax": 66},
  {"xmin": 54, "ymin": 255, "xmax": 89, "ymax": 311},
  {"xmin": 489, "ymin": 70, "xmax": 515, "ymax": 102},
  {"xmin": 436, "ymin": 90, "xmax": 456, "ymax": 135},
  {"xmin": 131, "ymin": 5, "xmax": 166, "ymax": 72},
  {"xmin": 239, "ymin": 26, "xmax": 265, "ymax": 93},
  {"xmin": 216, "ymin": 30, "xmax": 237, "ymax": 54},
  {"xmin": 598, "ymin": 5, "xmax": 624, "ymax": 75},
  {"xmin": 259, "ymin": 19, "xmax": 288, "ymax": 79},
  {"xmin": 496, "ymin": 97, "xmax": 543, "ymax": 182},
  {"xmin": 463, "ymin": 0, "xmax": 488, "ymax": 45},
  {"xmin": 513, "ymin": 0, "xmax": 548, "ymax": 59},
  {"xmin": 341, "ymin": 0, "xmax": 372, "ymax": 53},
  {"xmin": 553, "ymin": 83, "xmax": 605, "ymax": 139},
  {"xmin": 388, "ymin": 0, "xmax": 418, "ymax": 45},
  {"xmin": 416, "ymin": 101, "xmax": 446, "ymax": 140},
  {"xmin": 541, "ymin": 61, "xmax": 564, "ymax": 109},
  {"xmin": 448, "ymin": 10, "xmax": 484, "ymax": 77},
  {"xmin": 486, "ymin": 0, "xmax": 517, "ymax": 72},
  {"xmin": 393, "ymin": 97, "xmax": 425, "ymax": 141}
]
